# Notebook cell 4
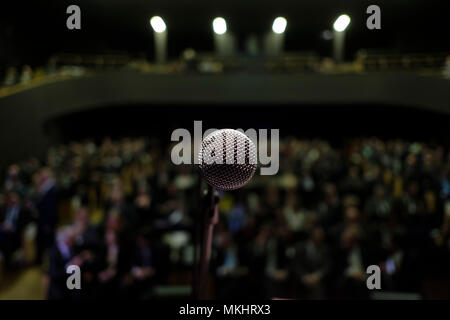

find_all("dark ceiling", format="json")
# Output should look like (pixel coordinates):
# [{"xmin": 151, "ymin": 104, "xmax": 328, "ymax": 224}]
[{"xmin": 1, "ymin": 0, "xmax": 449, "ymax": 67}]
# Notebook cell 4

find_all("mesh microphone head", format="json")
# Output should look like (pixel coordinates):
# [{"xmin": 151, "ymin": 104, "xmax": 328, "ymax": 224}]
[{"xmin": 198, "ymin": 129, "xmax": 257, "ymax": 191}]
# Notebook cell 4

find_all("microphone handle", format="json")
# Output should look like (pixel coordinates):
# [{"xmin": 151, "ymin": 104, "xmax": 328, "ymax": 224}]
[{"xmin": 198, "ymin": 185, "xmax": 219, "ymax": 299}]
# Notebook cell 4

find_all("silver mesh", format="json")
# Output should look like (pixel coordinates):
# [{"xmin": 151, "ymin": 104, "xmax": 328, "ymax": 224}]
[{"xmin": 198, "ymin": 129, "xmax": 257, "ymax": 191}]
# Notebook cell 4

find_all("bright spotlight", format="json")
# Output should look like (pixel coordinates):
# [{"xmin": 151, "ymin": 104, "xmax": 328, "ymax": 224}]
[
  {"xmin": 272, "ymin": 17, "xmax": 287, "ymax": 34},
  {"xmin": 333, "ymin": 14, "xmax": 351, "ymax": 32},
  {"xmin": 213, "ymin": 17, "xmax": 227, "ymax": 35},
  {"xmin": 150, "ymin": 16, "xmax": 166, "ymax": 33}
]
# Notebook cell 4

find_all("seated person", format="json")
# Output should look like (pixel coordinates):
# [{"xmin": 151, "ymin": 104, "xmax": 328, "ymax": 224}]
[
  {"xmin": 0, "ymin": 191, "xmax": 31, "ymax": 267},
  {"xmin": 94, "ymin": 230, "xmax": 128, "ymax": 298},
  {"xmin": 120, "ymin": 231, "xmax": 156, "ymax": 299}
]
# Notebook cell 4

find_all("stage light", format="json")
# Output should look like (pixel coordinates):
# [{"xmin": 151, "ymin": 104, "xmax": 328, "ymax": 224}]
[
  {"xmin": 149, "ymin": 16, "xmax": 167, "ymax": 64},
  {"xmin": 333, "ymin": 14, "xmax": 350, "ymax": 32},
  {"xmin": 272, "ymin": 17, "xmax": 287, "ymax": 34},
  {"xmin": 213, "ymin": 17, "xmax": 227, "ymax": 35},
  {"xmin": 150, "ymin": 16, "xmax": 166, "ymax": 33}
]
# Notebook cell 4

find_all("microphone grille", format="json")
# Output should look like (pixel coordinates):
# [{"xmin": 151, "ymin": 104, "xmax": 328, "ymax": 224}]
[{"xmin": 198, "ymin": 129, "xmax": 257, "ymax": 191}]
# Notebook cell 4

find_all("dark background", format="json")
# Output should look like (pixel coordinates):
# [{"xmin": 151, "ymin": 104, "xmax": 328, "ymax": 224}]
[{"xmin": 1, "ymin": 0, "xmax": 449, "ymax": 67}]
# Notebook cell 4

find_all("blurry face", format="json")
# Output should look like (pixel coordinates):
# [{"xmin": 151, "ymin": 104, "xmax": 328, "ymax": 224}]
[
  {"xmin": 311, "ymin": 228, "xmax": 324, "ymax": 244},
  {"xmin": 136, "ymin": 193, "xmax": 150, "ymax": 208},
  {"xmin": 8, "ymin": 165, "xmax": 19, "ymax": 178},
  {"xmin": 341, "ymin": 230, "xmax": 355, "ymax": 249},
  {"xmin": 424, "ymin": 153, "xmax": 433, "ymax": 167},
  {"xmin": 7, "ymin": 193, "xmax": 19, "ymax": 206},
  {"xmin": 341, "ymin": 226, "xmax": 361, "ymax": 249},
  {"xmin": 110, "ymin": 187, "xmax": 123, "ymax": 204},
  {"xmin": 76, "ymin": 208, "xmax": 89, "ymax": 223},
  {"xmin": 105, "ymin": 231, "xmax": 117, "ymax": 246},
  {"xmin": 39, "ymin": 169, "xmax": 51, "ymax": 184},
  {"xmin": 345, "ymin": 207, "xmax": 360, "ymax": 223},
  {"xmin": 375, "ymin": 186, "xmax": 385, "ymax": 198},
  {"xmin": 324, "ymin": 184, "xmax": 337, "ymax": 201},
  {"xmin": 106, "ymin": 210, "xmax": 122, "ymax": 230},
  {"xmin": 406, "ymin": 154, "xmax": 417, "ymax": 166},
  {"xmin": 60, "ymin": 228, "xmax": 75, "ymax": 247}
]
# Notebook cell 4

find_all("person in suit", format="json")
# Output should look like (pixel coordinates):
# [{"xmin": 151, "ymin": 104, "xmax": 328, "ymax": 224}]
[
  {"xmin": 35, "ymin": 168, "xmax": 59, "ymax": 265},
  {"xmin": 331, "ymin": 225, "xmax": 372, "ymax": 299},
  {"xmin": 70, "ymin": 207, "xmax": 101, "ymax": 299},
  {"xmin": 120, "ymin": 231, "xmax": 157, "ymax": 299},
  {"xmin": 94, "ymin": 229, "xmax": 128, "ymax": 299},
  {"xmin": 46, "ymin": 226, "xmax": 76, "ymax": 300},
  {"xmin": 0, "ymin": 191, "xmax": 31, "ymax": 267},
  {"xmin": 291, "ymin": 227, "xmax": 331, "ymax": 299},
  {"xmin": 214, "ymin": 230, "xmax": 251, "ymax": 299},
  {"xmin": 46, "ymin": 225, "xmax": 97, "ymax": 300},
  {"xmin": 72, "ymin": 207, "xmax": 100, "ymax": 255}
]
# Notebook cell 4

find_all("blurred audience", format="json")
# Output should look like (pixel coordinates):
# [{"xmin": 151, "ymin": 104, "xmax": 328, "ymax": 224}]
[
  {"xmin": 1, "ymin": 136, "xmax": 449, "ymax": 299},
  {"xmin": 2, "ymin": 52, "xmax": 449, "ymax": 95}
]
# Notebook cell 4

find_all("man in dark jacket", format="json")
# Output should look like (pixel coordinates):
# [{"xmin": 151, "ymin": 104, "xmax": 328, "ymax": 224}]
[
  {"xmin": 35, "ymin": 168, "xmax": 59, "ymax": 265},
  {"xmin": 46, "ymin": 226, "xmax": 76, "ymax": 300},
  {"xmin": 121, "ymin": 231, "xmax": 157, "ymax": 299},
  {"xmin": 291, "ymin": 227, "xmax": 331, "ymax": 299},
  {"xmin": 0, "ymin": 191, "xmax": 31, "ymax": 266}
]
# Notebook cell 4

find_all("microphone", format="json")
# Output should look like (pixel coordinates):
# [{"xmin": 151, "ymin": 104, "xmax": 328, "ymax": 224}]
[
  {"xmin": 194, "ymin": 129, "xmax": 257, "ymax": 299},
  {"xmin": 198, "ymin": 129, "xmax": 257, "ymax": 190}
]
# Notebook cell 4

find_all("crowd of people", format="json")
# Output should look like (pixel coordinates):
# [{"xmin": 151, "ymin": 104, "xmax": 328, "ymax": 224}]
[
  {"xmin": 1, "ymin": 136, "xmax": 449, "ymax": 299},
  {"xmin": 1, "ymin": 57, "xmax": 86, "ymax": 91}
]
